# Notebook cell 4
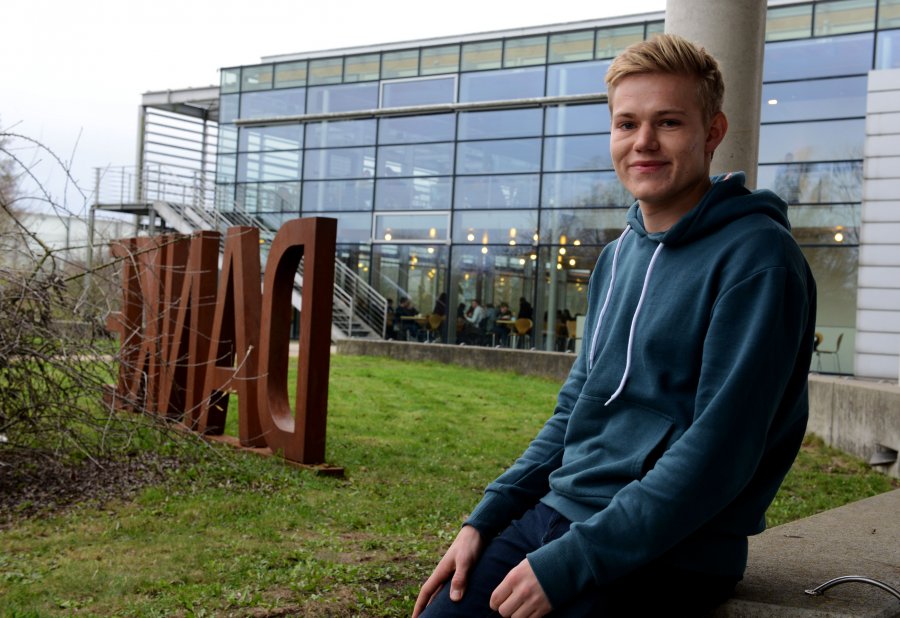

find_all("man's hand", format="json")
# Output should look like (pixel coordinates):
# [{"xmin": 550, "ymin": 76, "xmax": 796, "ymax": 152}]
[
  {"xmin": 412, "ymin": 525, "xmax": 485, "ymax": 617},
  {"xmin": 489, "ymin": 559, "xmax": 552, "ymax": 618}
]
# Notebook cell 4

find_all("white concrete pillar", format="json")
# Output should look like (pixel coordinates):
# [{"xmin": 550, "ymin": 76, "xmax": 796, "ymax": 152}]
[{"xmin": 665, "ymin": 0, "xmax": 767, "ymax": 188}]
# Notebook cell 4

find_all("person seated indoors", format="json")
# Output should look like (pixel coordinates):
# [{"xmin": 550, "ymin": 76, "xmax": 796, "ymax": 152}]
[
  {"xmin": 395, "ymin": 297, "xmax": 420, "ymax": 341},
  {"xmin": 462, "ymin": 298, "xmax": 486, "ymax": 345},
  {"xmin": 492, "ymin": 302, "xmax": 515, "ymax": 347},
  {"xmin": 414, "ymin": 34, "xmax": 816, "ymax": 617}
]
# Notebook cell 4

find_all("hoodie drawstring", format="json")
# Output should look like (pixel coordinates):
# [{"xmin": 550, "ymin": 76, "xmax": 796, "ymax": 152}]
[
  {"xmin": 588, "ymin": 226, "xmax": 631, "ymax": 373},
  {"xmin": 587, "ymin": 225, "xmax": 665, "ymax": 406}
]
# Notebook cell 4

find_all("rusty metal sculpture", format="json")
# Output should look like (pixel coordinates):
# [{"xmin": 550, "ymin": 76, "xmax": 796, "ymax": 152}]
[{"xmin": 106, "ymin": 217, "xmax": 337, "ymax": 467}]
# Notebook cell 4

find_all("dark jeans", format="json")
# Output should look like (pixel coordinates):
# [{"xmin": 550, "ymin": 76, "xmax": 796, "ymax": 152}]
[{"xmin": 419, "ymin": 503, "xmax": 738, "ymax": 617}]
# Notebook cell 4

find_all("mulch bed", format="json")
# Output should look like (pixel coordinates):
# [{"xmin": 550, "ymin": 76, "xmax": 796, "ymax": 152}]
[{"xmin": 0, "ymin": 449, "xmax": 183, "ymax": 528}]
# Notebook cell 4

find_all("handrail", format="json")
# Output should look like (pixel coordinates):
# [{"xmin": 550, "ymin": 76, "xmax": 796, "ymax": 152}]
[{"xmin": 93, "ymin": 164, "xmax": 388, "ymax": 340}]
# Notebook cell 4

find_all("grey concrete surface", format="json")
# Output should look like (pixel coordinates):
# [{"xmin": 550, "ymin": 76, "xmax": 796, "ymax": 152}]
[
  {"xmin": 809, "ymin": 376, "xmax": 900, "ymax": 479},
  {"xmin": 714, "ymin": 490, "xmax": 900, "ymax": 617},
  {"xmin": 335, "ymin": 339, "xmax": 576, "ymax": 383}
]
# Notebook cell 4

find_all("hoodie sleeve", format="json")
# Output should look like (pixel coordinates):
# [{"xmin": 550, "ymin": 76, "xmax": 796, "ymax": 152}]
[
  {"xmin": 464, "ymin": 334, "xmax": 587, "ymax": 539},
  {"xmin": 526, "ymin": 263, "xmax": 813, "ymax": 606},
  {"xmin": 463, "ymin": 254, "xmax": 614, "ymax": 538}
]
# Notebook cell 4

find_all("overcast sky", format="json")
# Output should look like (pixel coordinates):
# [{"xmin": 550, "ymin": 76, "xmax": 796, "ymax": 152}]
[{"xmin": 2, "ymin": 0, "xmax": 666, "ymax": 215}]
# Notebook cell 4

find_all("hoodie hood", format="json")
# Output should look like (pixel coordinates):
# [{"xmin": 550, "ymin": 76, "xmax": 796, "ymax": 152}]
[
  {"xmin": 625, "ymin": 172, "xmax": 791, "ymax": 248},
  {"xmin": 589, "ymin": 172, "xmax": 793, "ymax": 401}
]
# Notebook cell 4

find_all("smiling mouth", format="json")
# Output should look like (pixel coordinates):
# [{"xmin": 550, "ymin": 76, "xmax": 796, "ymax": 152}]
[{"xmin": 631, "ymin": 161, "xmax": 667, "ymax": 172}]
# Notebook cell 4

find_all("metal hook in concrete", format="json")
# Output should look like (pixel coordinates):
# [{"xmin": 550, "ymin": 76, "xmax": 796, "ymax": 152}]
[{"xmin": 804, "ymin": 575, "xmax": 900, "ymax": 601}]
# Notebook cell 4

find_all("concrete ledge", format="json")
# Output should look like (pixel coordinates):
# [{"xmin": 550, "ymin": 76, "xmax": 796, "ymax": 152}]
[
  {"xmin": 335, "ymin": 339, "xmax": 576, "ymax": 383},
  {"xmin": 714, "ymin": 489, "xmax": 900, "ymax": 617},
  {"xmin": 809, "ymin": 376, "xmax": 900, "ymax": 479}
]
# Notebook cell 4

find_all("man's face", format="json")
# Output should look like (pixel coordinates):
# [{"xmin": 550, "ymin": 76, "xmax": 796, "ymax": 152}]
[{"xmin": 609, "ymin": 72, "xmax": 726, "ymax": 224}]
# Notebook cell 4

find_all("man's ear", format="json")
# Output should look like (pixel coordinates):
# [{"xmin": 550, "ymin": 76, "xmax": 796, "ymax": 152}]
[{"xmin": 706, "ymin": 111, "xmax": 728, "ymax": 155}]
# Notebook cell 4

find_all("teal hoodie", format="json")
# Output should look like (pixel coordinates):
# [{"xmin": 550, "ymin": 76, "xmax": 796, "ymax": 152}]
[{"xmin": 465, "ymin": 172, "xmax": 817, "ymax": 607}]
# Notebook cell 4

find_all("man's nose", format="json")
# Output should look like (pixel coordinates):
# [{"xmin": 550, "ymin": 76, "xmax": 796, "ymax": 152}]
[{"xmin": 634, "ymin": 125, "xmax": 659, "ymax": 151}]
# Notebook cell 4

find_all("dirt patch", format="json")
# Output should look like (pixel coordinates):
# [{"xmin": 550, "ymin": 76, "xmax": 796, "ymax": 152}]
[{"xmin": 0, "ymin": 449, "xmax": 183, "ymax": 528}]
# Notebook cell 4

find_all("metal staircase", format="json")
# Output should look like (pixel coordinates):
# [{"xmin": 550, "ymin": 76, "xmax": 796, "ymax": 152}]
[{"xmin": 93, "ymin": 165, "xmax": 387, "ymax": 341}]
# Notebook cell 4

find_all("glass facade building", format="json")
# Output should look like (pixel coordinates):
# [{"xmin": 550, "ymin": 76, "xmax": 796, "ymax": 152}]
[{"xmin": 213, "ymin": 0, "xmax": 900, "ymax": 366}]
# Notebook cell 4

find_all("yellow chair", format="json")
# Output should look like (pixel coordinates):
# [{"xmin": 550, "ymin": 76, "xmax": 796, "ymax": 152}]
[
  {"xmin": 815, "ymin": 333, "xmax": 843, "ymax": 373},
  {"xmin": 511, "ymin": 318, "xmax": 533, "ymax": 349},
  {"xmin": 565, "ymin": 319, "xmax": 579, "ymax": 352},
  {"xmin": 426, "ymin": 313, "xmax": 444, "ymax": 343}
]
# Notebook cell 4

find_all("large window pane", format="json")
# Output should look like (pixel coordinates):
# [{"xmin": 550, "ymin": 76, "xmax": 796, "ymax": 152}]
[
  {"xmin": 456, "ymin": 139, "xmax": 542, "ymax": 174},
  {"xmin": 375, "ymin": 213, "xmax": 449, "ymax": 242},
  {"xmin": 814, "ymin": 0, "xmax": 875, "ymax": 36},
  {"xmin": 219, "ymin": 125, "xmax": 238, "ymax": 153},
  {"xmin": 757, "ymin": 161, "xmax": 862, "ymax": 204},
  {"xmin": 382, "ymin": 50, "xmax": 419, "ymax": 79},
  {"xmin": 377, "ymin": 143, "xmax": 454, "ymax": 177},
  {"xmin": 761, "ymin": 77, "xmax": 867, "ymax": 122},
  {"xmin": 217, "ymin": 154, "xmax": 236, "ymax": 184},
  {"xmin": 344, "ymin": 53, "xmax": 380, "ymax": 82},
  {"xmin": 307, "ymin": 83, "xmax": 379, "ymax": 114},
  {"xmin": 304, "ymin": 147, "xmax": 376, "ymax": 179},
  {"xmin": 302, "ymin": 179, "xmax": 374, "ymax": 212},
  {"xmin": 545, "ymin": 104, "xmax": 610, "ymax": 135},
  {"xmin": 379, "ymin": 114, "xmax": 456, "ymax": 144},
  {"xmin": 220, "ymin": 94, "xmax": 239, "ymax": 124},
  {"xmin": 451, "ymin": 244, "xmax": 538, "ymax": 329},
  {"xmin": 306, "ymin": 119, "xmax": 376, "ymax": 148},
  {"xmin": 318, "ymin": 212, "xmax": 373, "ymax": 243},
  {"xmin": 759, "ymin": 119, "xmax": 864, "ymax": 163},
  {"xmin": 381, "ymin": 76, "xmax": 456, "ymax": 107},
  {"xmin": 454, "ymin": 174, "xmax": 540, "ymax": 209},
  {"xmin": 788, "ymin": 204, "xmax": 860, "ymax": 245},
  {"xmin": 239, "ymin": 124, "xmax": 303, "ymax": 151},
  {"xmin": 766, "ymin": 4, "xmax": 813, "ymax": 41},
  {"xmin": 375, "ymin": 177, "xmax": 452, "ymax": 210},
  {"xmin": 221, "ymin": 68, "xmax": 240, "ymax": 94},
  {"xmin": 459, "ymin": 67, "xmax": 545, "ymax": 103},
  {"xmin": 758, "ymin": 160, "xmax": 862, "ymax": 204},
  {"xmin": 373, "ymin": 244, "xmax": 450, "ymax": 325},
  {"xmin": 544, "ymin": 135, "xmax": 612, "ymax": 171},
  {"xmin": 215, "ymin": 183, "xmax": 236, "ymax": 211},
  {"xmin": 542, "ymin": 171, "xmax": 631, "ymax": 208},
  {"xmin": 540, "ymin": 207, "xmax": 629, "ymax": 245},
  {"xmin": 764, "ymin": 33, "xmax": 874, "ymax": 81},
  {"xmin": 274, "ymin": 61, "xmax": 307, "ymax": 88},
  {"xmin": 240, "ymin": 88, "xmax": 306, "ymax": 119},
  {"xmin": 646, "ymin": 21, "xmax": 665, "ymax": 37},
  {"xmin": 308, "ymin": 58, "xmax": 343, "ymax": 85},
  {"xmin": 546, "ymin": 60, "xmax": 610, "ymax": 96},
  {"xmin": 461, "ymin": 40, "xmax": 503, "ymax": 71},
  {"xmin": 242, "ymin": 65, "xmax": 273, "ymax": 91},
  {"xmin": 595, "ymin": 25, "xmax": 644, "ymax": 59},
  {"xmin": 458, "ymin": 108, "xmax": 543, "ymax": 140},
  {"xmin": 504, "ymin": 36, "xmax": 547, "ymax": 67},
  {"xmin": 880, "ymin": 0, "xmax": 900, "ymax": 27},
  {"xmin": 237, "ymin": 150, "xmax": 302, "ymax": 182},
  {"xmin": 801, "ymin": 245, "xmax": 858, "ymax": 368},
  {"xmin": 876, "ymin": 29, "xmax": 900, "ymax": 68},
  {"xmin": 549, "ymin": 30, "xmax": 594, "ymax": 63},
  {"xmin": 453, "ymin": 210, "xmax": 538, "ymax": 245},
  {"xmin": 236, "ymin": 182, "xmax": 301, "ymax": 212},
  {"xmin": 421, "ymin": 45, "xmax": 460, "ymax": 75}
]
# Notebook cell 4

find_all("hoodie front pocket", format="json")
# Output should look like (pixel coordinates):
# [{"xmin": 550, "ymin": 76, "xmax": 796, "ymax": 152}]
[{"xmin": 552, "ymin": 397, "xmax": 675, "ymax": 502}]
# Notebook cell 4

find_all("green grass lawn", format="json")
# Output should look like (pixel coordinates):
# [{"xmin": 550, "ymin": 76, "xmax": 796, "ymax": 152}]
[{"xmin": 1, "ymin": 355, "xmax": 896, "ymax": 617}]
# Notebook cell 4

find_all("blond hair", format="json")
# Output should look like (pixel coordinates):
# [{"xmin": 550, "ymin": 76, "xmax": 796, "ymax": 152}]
[{"xmin": 605, "ymin": 34, "xmax": 724, "ymax": 123}]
